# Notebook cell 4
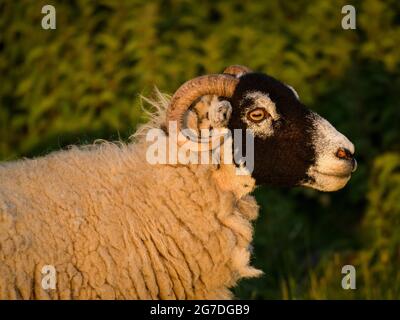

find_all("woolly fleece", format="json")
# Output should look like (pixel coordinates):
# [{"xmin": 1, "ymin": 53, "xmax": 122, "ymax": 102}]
[{"xmin": 0, "ymin": 94, "xmax": 261, "ymax": 299}]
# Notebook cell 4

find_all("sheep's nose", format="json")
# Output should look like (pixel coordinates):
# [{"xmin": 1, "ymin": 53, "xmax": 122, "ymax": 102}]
[{"xmin": 336, "ymin": 147, "xmax": 357, "ymax": 172}]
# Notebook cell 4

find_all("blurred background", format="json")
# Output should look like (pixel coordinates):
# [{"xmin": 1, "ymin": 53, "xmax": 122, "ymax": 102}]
[{"xmin": 1, "ymin": 0, "xmax": 399, "ymax": 299}]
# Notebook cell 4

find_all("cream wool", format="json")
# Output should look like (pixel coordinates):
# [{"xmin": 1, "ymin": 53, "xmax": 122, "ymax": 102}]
[
  {"xmin": 0, "ymin": 64, "xmax": 357, "ymax": 300},
  {"xmin": 0, "ymin": 93, "xmax": 261, "ymax": 300}
]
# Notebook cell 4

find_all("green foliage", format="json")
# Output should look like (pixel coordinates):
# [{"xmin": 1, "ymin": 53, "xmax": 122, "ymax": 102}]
[
  {"xmin": 293, "ymin": 153, "xmax": 400, "ymax": 299},
  {"xmin": 1, "ymin": 0, "xmax": 399, "ymax": 299}
]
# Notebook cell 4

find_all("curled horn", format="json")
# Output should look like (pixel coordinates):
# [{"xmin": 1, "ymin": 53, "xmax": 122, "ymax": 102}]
[
  {"xmin": 166, "ymin": 74, "xmax": 239, "ymax": 151},
  {"xmin": 223, "ymin": 65, "xmax": 252, "ymax": 77}
]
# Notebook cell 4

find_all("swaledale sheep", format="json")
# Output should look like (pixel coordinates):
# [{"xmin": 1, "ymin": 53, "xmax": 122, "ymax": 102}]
[{"xmin": 0, "ymin": 65, "xmax": 357, "ymax": 300}]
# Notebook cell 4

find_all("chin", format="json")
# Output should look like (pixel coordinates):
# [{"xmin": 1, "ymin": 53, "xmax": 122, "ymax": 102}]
[{"xmin": 301, "ymin": 172, "xmax": 352, "ymax": 192}]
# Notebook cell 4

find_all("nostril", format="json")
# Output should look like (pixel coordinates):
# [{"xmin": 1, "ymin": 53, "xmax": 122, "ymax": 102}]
[{"xmin": 336, "ymin": 147, "xmax": 354, "ymax": 160}]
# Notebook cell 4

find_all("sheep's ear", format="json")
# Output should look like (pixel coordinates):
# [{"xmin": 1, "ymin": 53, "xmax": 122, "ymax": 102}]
[
  {"xmin": 223, "ymin": 65, "xmax": 252, "ymax": 78},
  {"xmin": 183, "ymin": 109, "xmax": 201, "ymax": 133},
  {"xmin": 183, "ymin": 96, "xmax": 212, "ymax": 133},
  {"xmin": 187, "ymin": 95, "xmax": 232, "ymax": 131},
  {"xmin": 208, "ymin": 96, "xmax": 232, "ymax": 128}
]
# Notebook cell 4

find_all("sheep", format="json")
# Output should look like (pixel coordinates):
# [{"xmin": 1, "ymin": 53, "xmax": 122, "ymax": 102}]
[{"xmin": 0, "ymin": 65, "xmax": 357, "ymax": 300}]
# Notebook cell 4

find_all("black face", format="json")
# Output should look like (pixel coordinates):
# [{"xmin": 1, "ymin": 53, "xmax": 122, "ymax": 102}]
[{"xmin": 227, "ymin": 73, "xmax": 316, "ymax": 187}]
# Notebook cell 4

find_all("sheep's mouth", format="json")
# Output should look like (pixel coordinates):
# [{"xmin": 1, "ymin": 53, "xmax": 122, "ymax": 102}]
[
  {"xmin": 313, "ymin": 169, "xmax": 352, "ymax": 179},
  {"xmin": 302, "ymin": 167, "xmax": 353, "ymax": 191}
]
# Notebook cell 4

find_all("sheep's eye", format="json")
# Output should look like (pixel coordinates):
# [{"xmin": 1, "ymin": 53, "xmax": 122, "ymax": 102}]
[{"xmin": 247, "ymin": 108, "xmax": 268, "ymax": 123}]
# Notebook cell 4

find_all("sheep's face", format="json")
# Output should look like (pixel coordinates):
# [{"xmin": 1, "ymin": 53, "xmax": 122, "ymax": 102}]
[{"xmin": 228, "ymin": 73, "xmax": 357, "ymax": 191}]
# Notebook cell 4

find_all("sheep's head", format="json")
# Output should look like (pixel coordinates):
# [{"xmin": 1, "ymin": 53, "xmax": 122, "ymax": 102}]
[{"xmin": 166, "ymin": 65, "xmax": 357, "ymax": 192}]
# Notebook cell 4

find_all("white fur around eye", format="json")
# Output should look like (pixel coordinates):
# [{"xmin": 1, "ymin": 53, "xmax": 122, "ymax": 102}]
[{"xmin": 241, "ymin": 92, "xmax": 280, "ymax": 139}]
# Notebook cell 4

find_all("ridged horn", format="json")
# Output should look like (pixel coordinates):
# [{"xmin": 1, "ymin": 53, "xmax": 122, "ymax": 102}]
[
  {"xmin": 223, "ymin": 65, "xmax": 252, "ymax": 77},
  {"xmin": 166, "ymin": 74, "xmax": 239, "ymax": 134}
]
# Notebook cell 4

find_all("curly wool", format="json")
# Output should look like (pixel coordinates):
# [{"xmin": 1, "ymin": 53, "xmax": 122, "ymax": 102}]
[{"xmin": 0, "ymin": 92, "xmax": 262, "ymax": 300}]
